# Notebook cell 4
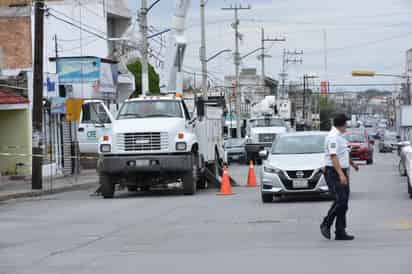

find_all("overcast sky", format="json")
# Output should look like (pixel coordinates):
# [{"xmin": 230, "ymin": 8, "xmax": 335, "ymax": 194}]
[{"xmin": 128, "ymin": 0, "xmax": 412, "ymax": 91}]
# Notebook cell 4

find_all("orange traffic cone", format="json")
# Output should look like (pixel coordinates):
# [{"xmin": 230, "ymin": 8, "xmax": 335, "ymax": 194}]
[
  {"xmin": 246, "ymin": 160, "xmax": 257, "ymax": 187},
  {"xmin": 217, "ymin": 166, "xmax": 235, "ymax": 195}
]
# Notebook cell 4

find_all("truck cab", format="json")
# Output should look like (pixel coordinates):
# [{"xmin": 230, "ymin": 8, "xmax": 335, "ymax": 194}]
[
  {"xmin": 245, "ymin": 115, "xmax": 288, "ymax": 164},
  {"xmin": 97, "ymin": 94, "xmax": 224, "ymax": 198}
]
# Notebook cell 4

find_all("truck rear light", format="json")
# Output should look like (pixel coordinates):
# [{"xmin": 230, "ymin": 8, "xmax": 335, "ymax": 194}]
[{"xmin": 103, "ymin": 135, "xmax": 109, "ymax": 141}]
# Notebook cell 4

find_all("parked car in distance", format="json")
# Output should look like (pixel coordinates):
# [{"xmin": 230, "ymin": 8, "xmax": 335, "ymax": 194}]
[
  {"xmin": 345, "ymin": 131, "xmax": 374, "ymax": 165},
  {"xmin": 259, "ymin": 132, "xmax": 329, "ymax": 203},
  {"xmin": 224, "ymin": 138, "xmax": 246, "ymax": 165},
  {"xmin": 379, "ymin": 131, "xmax": 399, "ymax": 153},
  {"xmin": 365, "ymin": 126, "xmax": 379, "ymax": 140}
]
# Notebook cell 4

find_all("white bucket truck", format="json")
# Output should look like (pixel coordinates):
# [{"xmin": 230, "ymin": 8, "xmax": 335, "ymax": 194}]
[{"xmin": 96, "ymin": 94, "xmax": 225, "ymax": 198}]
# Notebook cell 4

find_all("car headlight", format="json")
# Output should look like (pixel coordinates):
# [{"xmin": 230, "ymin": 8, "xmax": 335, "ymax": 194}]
[
  {"xmin": 100, "ymin": 144, "xmax": 111, "ymax": 153},
  {"xmin": 264, "ymin": 166, "xmax": 281, "ymax": 174},
  {"xmin": 176, "ymin": 142, "xmax": 187, "ymax": 151}
]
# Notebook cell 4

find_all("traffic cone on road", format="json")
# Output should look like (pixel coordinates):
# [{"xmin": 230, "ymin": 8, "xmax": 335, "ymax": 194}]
[
  {"xmin": 217, "ymin": 166, "xmax": 235, "ymax": 196},
  {"xmin": 246, "ymin": 160, "xmax": 257, "ymax": 187}
]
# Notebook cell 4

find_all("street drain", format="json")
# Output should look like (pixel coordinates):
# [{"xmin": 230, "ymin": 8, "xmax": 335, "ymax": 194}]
[{"xmin": 248, "ymin": 220, "xmax": 281, "ymax": 224}]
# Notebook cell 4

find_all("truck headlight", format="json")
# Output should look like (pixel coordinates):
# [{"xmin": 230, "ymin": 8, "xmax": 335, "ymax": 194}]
[
  {"xmin": 100, "ymin": 144, "xmax": 111, "ymax": 153},
  {"xmin": 264, "ymin": 166, "xmax": 281, "ymax": 174},
  {"xmin": 176, "ymin": 142, "xmax": 187, "ymax": 151}
]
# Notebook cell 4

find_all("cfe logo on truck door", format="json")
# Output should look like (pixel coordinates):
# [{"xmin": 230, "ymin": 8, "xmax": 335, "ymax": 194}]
[{"xmin": 87, "ymin": 131, "xmax": 97, "ymax": 140}]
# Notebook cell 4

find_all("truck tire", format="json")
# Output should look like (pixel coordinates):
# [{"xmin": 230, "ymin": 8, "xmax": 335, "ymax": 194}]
[
  {"xmin": 399, "ymin": 160, "xmax": 407, "ymax": 177},
  {"xmin": 183, "ymin": 154, "xmax": 198, "ymax": 195},
  {"xmin": 100, "ymin": 173, "xmax": 115, "ymax": 199}
]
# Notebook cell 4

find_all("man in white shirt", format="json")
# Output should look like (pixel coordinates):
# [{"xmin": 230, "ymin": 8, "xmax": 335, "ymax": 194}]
[{"xmin": 320, "ymin": 114, "xmax": 359, "ymax": 241}]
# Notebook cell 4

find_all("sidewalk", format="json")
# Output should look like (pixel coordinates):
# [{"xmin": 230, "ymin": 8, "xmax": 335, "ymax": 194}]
[{"xmin": 0, "ymin": 170, "xmax": 99, "ymax": 202}]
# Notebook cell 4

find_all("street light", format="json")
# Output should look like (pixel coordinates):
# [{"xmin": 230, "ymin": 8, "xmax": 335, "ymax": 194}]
[
  {"xmin": 351, "ymin": 70, "xmax": 411, "ymax": 105},
  {"xmin": 206, "ymin": 49, "xmax": 232, "ymax": 63}
]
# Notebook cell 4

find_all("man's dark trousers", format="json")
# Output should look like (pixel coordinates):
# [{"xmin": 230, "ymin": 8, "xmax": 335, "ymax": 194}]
[{"xmin": 322, "ymin": 167, "xmax": 350, "ymax": 234}]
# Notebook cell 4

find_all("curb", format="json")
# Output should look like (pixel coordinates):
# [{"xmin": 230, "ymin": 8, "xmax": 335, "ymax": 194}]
[{"xmin": 0, "ymin": 181, "xmax": 98, "ymax": 202}]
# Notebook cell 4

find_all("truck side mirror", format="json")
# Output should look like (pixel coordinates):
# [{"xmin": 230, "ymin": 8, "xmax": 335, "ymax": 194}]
[{"xmin": 259, "ymin": 150, "xmax": 269, "ymax": 160}]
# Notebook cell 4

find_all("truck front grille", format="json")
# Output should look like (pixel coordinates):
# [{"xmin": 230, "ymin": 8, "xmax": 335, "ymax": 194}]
[
  {"xmin": 258, "ymin": 133, "xmax": 277, "ymax": 143},
  {"xmin": 116, "ymin": 132, "xmax": 168, "ymax": 152}
]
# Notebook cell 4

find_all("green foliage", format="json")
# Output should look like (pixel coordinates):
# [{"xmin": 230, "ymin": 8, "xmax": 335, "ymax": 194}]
[
  {"xmin": 319, "ymin": 96, "xmax": 336, "ymax": 131},
  {"xmin": 127, "ymin": 60, "xmax": 160, "ymax": 97}
]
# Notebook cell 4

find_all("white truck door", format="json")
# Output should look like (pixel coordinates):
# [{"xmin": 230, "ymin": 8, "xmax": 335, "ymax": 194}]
[{"xmin": 78, "ymin": 101, "xmax": 113, "ymax": 154}]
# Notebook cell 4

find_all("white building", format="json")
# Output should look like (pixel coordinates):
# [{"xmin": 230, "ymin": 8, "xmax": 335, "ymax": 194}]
[{"xmin": 43, "ymin": 0, "xmax": 135, "ymax": 101}]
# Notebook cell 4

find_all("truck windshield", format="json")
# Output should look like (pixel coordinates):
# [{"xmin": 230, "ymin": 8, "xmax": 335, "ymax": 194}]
[
  {"xmin": 117, "ymin": 100, "xmax": 183, "ymax": 120},
  {"xmin": 250, "ymin": 118, "xmax": 285, "ymax": 128}
]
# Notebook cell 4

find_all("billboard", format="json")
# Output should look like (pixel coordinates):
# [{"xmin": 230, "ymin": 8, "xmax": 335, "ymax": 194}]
[{"xmin": 57, "ymin": 57, "xmax": 101, "ymax": 84}]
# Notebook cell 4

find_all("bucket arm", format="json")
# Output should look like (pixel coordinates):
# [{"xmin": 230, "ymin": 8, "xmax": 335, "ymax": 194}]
[{"xmin": 160, "ymin": 0, "xmax": 191, "ymax": 92}]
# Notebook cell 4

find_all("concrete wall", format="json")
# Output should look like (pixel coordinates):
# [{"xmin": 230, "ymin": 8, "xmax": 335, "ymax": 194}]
[{"xmin": 0, "ymin": 109, "xmax": 30, "ymax": 176}]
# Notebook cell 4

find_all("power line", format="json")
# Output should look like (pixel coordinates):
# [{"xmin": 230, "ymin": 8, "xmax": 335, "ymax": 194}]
[{"xmin": 46, "ymin": 7, "xmax": 107, "ymax": 36}]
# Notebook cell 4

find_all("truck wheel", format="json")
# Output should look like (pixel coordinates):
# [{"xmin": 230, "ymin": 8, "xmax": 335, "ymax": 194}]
[
  {"xmin": 197, "ymin": 176, "xmax": 207, "ymax": 190},
  {"xmin": 100, "ymin": 173, "xmax": 115, "ymax": 199},
  {"xmin": 399, "ymin": 160, "xmax": 407, "ymax": 177},
  {"xmin": 183, "ymin": 154, "xmax": 198, "ymax": 195},
  {"xmin": 261, "ymin": 193, "xmax": 273, "ymax": 203}
]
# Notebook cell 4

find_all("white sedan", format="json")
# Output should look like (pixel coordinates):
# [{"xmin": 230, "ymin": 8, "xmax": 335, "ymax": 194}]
[{"xmin": 259, "ymin": 131, "xmax": 329, "ymax": 203}]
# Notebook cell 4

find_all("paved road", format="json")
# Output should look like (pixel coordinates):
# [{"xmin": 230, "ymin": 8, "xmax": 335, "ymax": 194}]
[{"xmin": 1, "ymin": 151, "xmax": 411, "ymax": 274}]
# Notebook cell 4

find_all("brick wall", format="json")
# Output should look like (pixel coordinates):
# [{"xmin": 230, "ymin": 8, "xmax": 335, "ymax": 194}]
[{"xmin": 0, "ymin": 16, "xmax": 32, "ymax": 69}]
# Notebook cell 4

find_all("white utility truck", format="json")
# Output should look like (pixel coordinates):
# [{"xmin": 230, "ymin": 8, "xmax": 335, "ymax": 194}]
[
  {"xmin": 245, "ymin": 115, "xmax": 288, "ymax": 164},
  {"xmin": 245, "ymin": 96, "xmax": 289, "ymax": 164},
  {"xmin": 96, "ymin": 95, "xmax": 225, "ymax": 198}
]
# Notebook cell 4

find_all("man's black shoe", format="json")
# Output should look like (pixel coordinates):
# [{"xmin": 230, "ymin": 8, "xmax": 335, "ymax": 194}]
[
  {"xmin": 320, "ymin": 223, "xmax": 331, "ymax": 239},
  {"xmin": 335, "ymin": 232, "xmax": 355, "ymax": 241}
]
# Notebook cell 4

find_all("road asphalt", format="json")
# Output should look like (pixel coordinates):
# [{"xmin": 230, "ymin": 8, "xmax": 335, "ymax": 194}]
[{"xmin": 0, "ymin": 151, "xmax": 411, "ymax": 274}]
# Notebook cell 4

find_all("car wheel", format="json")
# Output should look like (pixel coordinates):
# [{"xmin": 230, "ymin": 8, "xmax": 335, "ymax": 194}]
[
  {"xmin": 366, "ymin": 157, "xmax": 373, "ymax": 165},
  {"xmin": 399, "ymin": 160, "xmax": 407, "ymax": 177},
  {"xmin": 408, "ymin": 177, "xmax": 412, "ymax": 199},
  {"xmin": 99, "ymin": 173, "xmax": 115, "ymax": 199},
  {"xmin": 261, "ymin": 193, "xmax": 273, "ymax": 203}
]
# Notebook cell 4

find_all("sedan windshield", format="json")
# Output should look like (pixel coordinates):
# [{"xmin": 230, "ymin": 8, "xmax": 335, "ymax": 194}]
[
  {"xmin": 271, "ymin": 134, "xmax": 326, "ymax": 155},
  {"xmin": 117, "ymin": 100, "xmax": 183, "ymax": 120},
  {"xmin": 250, "ymin": 118, "xmax": 285, "ymax": 128}
]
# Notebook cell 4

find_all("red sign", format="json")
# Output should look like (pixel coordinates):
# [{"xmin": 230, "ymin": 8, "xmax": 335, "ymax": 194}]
[{"xmin": 321, "ymin": 81, "xmax": 329, "ymax": 96}]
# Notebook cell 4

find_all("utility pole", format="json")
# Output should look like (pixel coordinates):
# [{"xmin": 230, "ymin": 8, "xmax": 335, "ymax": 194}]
[
  {"xmin": 200, "ymin": 0, "xmax": 208, "ymax": 99},
  {"xmin": 222, "ymin": 4, "xmax": 251, "ymax": 138},
  {"xmin": 139, "ymin": 0, "xmax": 149, "ymax": 96},
  {"xmin": 32, "ymin": 0, "xmax": 45, "ymax": 190},
  {"xmin": 280, "ymin": 49, "xmax": 303, "ymax": 98},
  {"xmin": 259, "ymin": 28, "xmax": 285, "ymax": 84}
]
